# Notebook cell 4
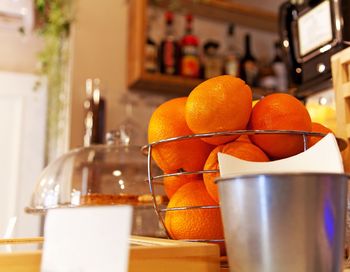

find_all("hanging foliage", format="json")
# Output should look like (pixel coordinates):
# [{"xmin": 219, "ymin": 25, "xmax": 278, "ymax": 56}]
[{"xmin": 34, "ymin": 0, "xmax": 74, "ymax": 162}]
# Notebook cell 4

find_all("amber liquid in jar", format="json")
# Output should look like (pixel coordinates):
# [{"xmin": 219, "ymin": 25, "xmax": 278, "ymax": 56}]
[{"xmin": 80, "ymin": 193, "xmax": 168, "ymax": 206}]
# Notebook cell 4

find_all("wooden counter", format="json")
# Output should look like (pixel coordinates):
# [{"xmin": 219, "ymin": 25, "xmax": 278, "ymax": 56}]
[
  {"xmin": 0, "ymin": 236, "xmax": 220, "ymax": 272},
  {"xmin": 2, "ymin": 237, "xmax": 349, "ymax": 271}
]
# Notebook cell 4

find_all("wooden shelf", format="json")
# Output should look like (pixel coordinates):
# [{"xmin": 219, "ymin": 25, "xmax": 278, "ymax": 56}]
[
  {"xmin": 151, "ymin": 0, "xmax": 278, "ymax": 33},
  {"xmin": 130, "ymin": 72, "xmax": 269, "ymax": 98},
  {"xmin": 127, "ymin": 0, "xmax": 278, "ymax": 96},
  {"xmin": 129, "ymin": 73, "xmax": 201, "ymax": 95},
  {"xmin": 342, "ymin": 82, "xmax": 350, "ymax": 98}
]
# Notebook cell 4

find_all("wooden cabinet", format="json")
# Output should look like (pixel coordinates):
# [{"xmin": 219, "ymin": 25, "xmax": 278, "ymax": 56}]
[
  {"xmin": 127, "ymin": 0, "xmax": 278, "ymax": 96},
  {"xmin": 331, "ymin": 47, "xmax": 350, "ymax": 172},
  {"xmin": 331, "ymin": 47, "xmax": 350, "ymax": 140}
]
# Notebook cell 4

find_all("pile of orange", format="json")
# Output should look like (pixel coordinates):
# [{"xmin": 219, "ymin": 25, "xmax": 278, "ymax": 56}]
[
  {"xmin": 147, "ymin": 75, "xmax": 333, "ymax": 251},
  {"xmin": 203, "ymin": 140, "xmax": 270, "ymax": 203}
]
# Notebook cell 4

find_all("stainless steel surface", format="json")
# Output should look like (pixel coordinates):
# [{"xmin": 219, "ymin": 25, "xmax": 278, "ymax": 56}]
[{"xmin": 217, "ymin": 173, "xmax": 348, "ymax": 272}]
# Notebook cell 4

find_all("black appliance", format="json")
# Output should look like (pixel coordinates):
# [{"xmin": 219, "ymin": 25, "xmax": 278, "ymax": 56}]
[{"xmin": 279, "ymin": 0, "xmax": 350, "ymax": 98}]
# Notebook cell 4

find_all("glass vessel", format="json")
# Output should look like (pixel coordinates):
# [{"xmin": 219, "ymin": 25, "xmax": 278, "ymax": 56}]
[{"xmin": 26, "ymin": 130, "xmax": 166, "ymax": 237}]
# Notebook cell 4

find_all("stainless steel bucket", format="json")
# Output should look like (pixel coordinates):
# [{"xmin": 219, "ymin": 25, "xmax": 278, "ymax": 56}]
[{"xmin": 216, "ymin": 173, "xmax": 348, "ymax": 272}]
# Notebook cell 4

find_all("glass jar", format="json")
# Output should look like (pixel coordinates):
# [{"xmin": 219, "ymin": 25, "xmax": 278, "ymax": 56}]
[{"xmin": 26, "ymin": 130, "xmax": 166, "ymax": 237}]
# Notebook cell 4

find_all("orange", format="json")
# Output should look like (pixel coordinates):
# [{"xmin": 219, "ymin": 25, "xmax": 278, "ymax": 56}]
[
  {"xmin": 148, "ymin": 97, "xmax": 214, "ymax": 173},
  {"xmin": 249, "ymin": 93, "xmax": 312, "ymax": 159},
  {"xmin": 236, "ymin": 134, "xmax": 251, "ymax": 143},
  {"xmin": 185, "ymin": 75, "xmax": 253, "ymax": 145},
  {"xmin": 163, "ymin": 173, "xmax": 202, "ymax": 199},
  {"xmin": 165, "ymin": 181, "xmax": 224, "ymax": 252},
  {"xmin": 204, "ymin": 141, "xmax": 269, "ymax": 203},
  {"xmin": 307, "ymin": 122, "xmax": 333, "ymax": 148}
]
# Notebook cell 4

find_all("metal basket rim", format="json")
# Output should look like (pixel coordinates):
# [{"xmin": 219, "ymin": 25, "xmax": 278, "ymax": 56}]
[{"xmin": 141, "ymin": 129, "xmax": 336, "ymax": 154}]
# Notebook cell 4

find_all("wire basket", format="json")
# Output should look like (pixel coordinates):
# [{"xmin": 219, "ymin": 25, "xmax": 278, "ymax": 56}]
[{"xmin": 142, "ymin": 129, "xmax": 347, "ymax": 244}]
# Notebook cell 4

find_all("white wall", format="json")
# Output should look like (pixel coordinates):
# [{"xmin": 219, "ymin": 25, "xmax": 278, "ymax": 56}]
[
  {"xmin": 0, "ymin": 30, "xmax": 43, "ymax": 74},
  {"xmin": 0, "ymin": 71, "xmax": 46, "ymax": 238},
  {"xmin": 0, "ymin": 13, "xmax": 46, "ymax": 238}
]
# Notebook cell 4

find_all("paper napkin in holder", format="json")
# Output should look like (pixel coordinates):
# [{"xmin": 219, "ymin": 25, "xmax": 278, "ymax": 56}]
[
  {"xmin": 218, "ymin": 133, "xmax": 344, "ymax": 177},
  {"xmin": 216, "ymin": 133, "xmax": 348, "ymax": 272}
]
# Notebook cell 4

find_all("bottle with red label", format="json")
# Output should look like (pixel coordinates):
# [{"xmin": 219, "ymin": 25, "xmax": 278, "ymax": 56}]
[
  {"xmin": 159, "ymin": 11, "xmax": 180, "ymax": 75},
  {"xmin": 239, "ymin": 34, "xmax": 259, "ymax": 87},
  {"xmin": 180, "ymin": 14, "xmax": 200, "ymax": 78},
  {"xmin": 224, "ymin": 24, "xmax": 240, "ymax": 77}
]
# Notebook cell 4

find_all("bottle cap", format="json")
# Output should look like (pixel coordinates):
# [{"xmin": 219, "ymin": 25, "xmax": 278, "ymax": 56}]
[
  {"xmin": 186, "ymin": 13, "xmax": 193, "ymax": 23},
  {"xmin": 182, "ymin": 35, "xmax": 198, "ymax": 46},
  {"xmin": 203, "ymin": 40, "xmax": 220, "ymax": 52},
  {"xmin": 165, "ymin": 11, "xmax": 174, "ymax": 23}
]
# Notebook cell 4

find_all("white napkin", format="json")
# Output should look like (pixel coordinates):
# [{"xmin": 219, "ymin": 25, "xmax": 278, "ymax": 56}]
[
  {"xmin": 218, "ymin": 133, "xmax": 344, "ymax": 178},
  {"xmin": 41, "ymin": 206, "xmax": 133, "ymax": 272}
]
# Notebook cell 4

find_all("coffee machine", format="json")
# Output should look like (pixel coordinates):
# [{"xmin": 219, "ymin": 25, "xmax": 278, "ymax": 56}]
[{"xmin": 279, "ymin": 0, "xmax": 350, "ymax": 98}]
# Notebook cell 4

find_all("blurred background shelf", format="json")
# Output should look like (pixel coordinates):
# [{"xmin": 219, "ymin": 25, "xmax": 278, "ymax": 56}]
[
  {"xmin": 151, "ymin": 0, "xmax": 278, "ymax": 33},
  {"xmin": 127, "ymin": 0, "xmax": 278, "ymax": 96},
  {"xmin": 129, "ymin": 73, "xmax": 202, "ymax": 95},
  {"xmin": 130, "ymin": 72, "xmax": 270, "ymax": 98}
]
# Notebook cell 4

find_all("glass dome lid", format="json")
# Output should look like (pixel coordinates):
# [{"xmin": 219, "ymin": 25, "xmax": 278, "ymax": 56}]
[{"xmin": 26, "ymin": 132, "xmax": 164, "ymax": 214}]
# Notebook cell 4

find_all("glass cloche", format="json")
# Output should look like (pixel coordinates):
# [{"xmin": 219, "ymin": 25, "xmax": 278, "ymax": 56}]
[{"xmin": 26, "ymin": 130, "xmax": 165, "ymax": 214}]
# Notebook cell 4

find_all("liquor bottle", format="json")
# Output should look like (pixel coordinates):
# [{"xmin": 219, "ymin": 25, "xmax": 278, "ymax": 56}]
[
  {"xmin": 257, "ymin": 63, "xmax": 277, "ymax": 92},
  {"xmin": 145, "ymin": 35, "xmax": 158, "ymax": 73},
  {"xmin": 180, "ymin": 13, "xmax": 200, "ymax": 78},
  {"xmin": 92, "ymin": 78, "xmax": 106, "ymax": 144},
  {"xmin": 224, "ymin": 24, "xmax": 240, "ymax": 77},
  {"xmin": 272, "ymin": 41, "xmax": 288, "ymax": 92},
  {"xmin": 159, "ymin": 11, "xmax": 180, "ymax": 75},
  {"xmin": 202, "ymin": 40, "xmax": 223, "ymax": 79},
  {"xmin": 83, "ymin": 79, "xmax": 94, "ymax": 147},
  {"xmin": 145, "ymin": 19, "xmax": 158, "ymax": 73},
  {"xmin": 83, "ymin": 78, "xmax": 106, "ymax": 146},
  {"xmin": 239, "ymin": 34, "xmax": 259, "ymax": 87}
]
